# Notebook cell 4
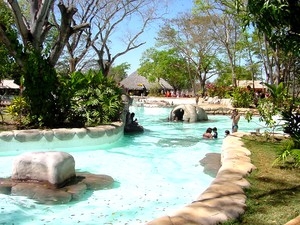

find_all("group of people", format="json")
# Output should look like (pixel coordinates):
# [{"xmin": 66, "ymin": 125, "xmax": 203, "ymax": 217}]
[
  {"xmin": 202, "ymin": 108, "xmax": 240, "ymax": 139},
  {"xmin": 202, "ymin": 127, "xmax": 219, "ymax": 139}
]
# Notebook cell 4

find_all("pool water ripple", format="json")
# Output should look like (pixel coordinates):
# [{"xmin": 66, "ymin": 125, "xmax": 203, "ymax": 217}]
[{"xmin": 0, "ymin": 106, "xmax": 264, "ymax": 225}]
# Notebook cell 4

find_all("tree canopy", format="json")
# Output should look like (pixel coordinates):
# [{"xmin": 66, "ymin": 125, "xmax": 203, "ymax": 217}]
[
  {"xmin": 247, "ymin": 0, "xmax": 300, "ymax": 55},
  {"xmin": 138, "ymin": 48, "xmax": 191, "ymax": 91}
]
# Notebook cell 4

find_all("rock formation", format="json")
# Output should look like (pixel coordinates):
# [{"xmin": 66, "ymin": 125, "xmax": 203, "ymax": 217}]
[
  {"xmin": 169, "ymin": 105, "xmax": 208, "ymax": 122},
  {"xmin": 0, "ymin": 151, "xmax": 115, "ymax": 204}
]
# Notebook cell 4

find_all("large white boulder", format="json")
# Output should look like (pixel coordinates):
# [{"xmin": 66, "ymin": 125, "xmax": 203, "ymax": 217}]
[
  {"xmin": 170, "ymin": 105, "xmax": 208, "ymax": 122},
  {"xmin": 12, "ymin": 151, "xmax": 76, "ymax": 186}
]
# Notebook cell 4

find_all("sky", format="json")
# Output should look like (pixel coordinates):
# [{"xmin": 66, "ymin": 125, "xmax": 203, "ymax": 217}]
[{"xmin": 114, "ymin": 0, "xmax": 194, "ymax": 75}]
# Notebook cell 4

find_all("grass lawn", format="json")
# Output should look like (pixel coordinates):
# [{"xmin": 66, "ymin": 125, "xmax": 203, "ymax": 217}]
[{"xmin": 224, "ymin": 135, "xmax": 300, "ymax": 225}]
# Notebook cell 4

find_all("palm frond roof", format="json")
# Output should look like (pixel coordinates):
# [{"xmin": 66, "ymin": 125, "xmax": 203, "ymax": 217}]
[
  {"xmin": 120, "ymin": 71, "xmax": 173, "ymax": 90},
  {"xmin": 0, "ymin": 80, "xmax": 19, "ymax": 89}
]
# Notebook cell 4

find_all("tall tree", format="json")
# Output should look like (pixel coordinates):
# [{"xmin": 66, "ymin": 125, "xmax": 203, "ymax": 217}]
[
  {"xmin": 0, "ymin": 0, "xmax": 89, "ymax": 127},
  {"xmin": 194, "ymin": 0, "xmax": 246, "ymax": 87},
  {"xmin": 58, "ymin": 0, "xmax": 101, "ymax": 73},
  {"xmin": 247, "ymin": 0, "xmax": 300, "ymax": 88},
  {"xmin": 60, "ymin": 0, "xmax": 165, "ymax": 75},
  {"xmin": 157, "ymin": 13, "xmax": 220, "ymax": 95},
  {"xmin": 138, "ymin": 48, "xmax": 191, "ymax": 91},
  {"xmin": 108, "ymin": 62, "xmax": 131, "ymax": 83},
  {"xmin": 0, "ymin": 2, "xmax": 20, "ymax": 81},
  {"xmin": 1, "ymin": 0, "xmax": 89, "ymax": 68},
  {"xmin": 91, "ymin": 0, "xmax": 163, "ymax": 77}
]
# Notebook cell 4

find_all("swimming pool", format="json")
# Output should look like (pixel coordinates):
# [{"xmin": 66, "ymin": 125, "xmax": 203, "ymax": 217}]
[{"xmin": 0, "ymin": 106, "xmax": 264, "ymax": 225}]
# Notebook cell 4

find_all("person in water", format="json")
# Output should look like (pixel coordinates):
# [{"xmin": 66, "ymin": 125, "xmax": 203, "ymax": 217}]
[
  {"xmin": 231, "ymin": 109, "xmax": 240, "ymax": 133},
  {"xmin": 203, "ymin": 127, "xmax": 213, "ymax": 139},
  {"xmin": 212, "ymin": 127, "xmax": 218, "ymax": 138},
  {"xmin": 224, "ymin": 130, "xmax": 230, "ymax": 137}
]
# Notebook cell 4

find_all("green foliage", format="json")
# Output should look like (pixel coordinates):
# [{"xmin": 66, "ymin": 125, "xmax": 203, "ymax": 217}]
[
  {"xmin": 215, "ymin": 63, "xmax": 256, "ymax": 87},
  {"xmin": 5, "ymin": 96, "xmax": 30, "ymax": 126},
  {"xmin": 0, "ymin": 2, "xmax": 23, "ymax": 80},
  {"xmin": 256, "ymin": 99, "xmax": 278, "ymax": 128},
  {"xmin": 148, "ymin": 83, "xmax": 163, "ymax": 97},
  {"xmin": 61, "ymin": 70, "xmax": 124, "ymax": 127},
  {"xmin": 273, "ymin": 139, "xmax": 300, "ymax": 167},
  {"xmin": 244, "ymin": 110, "xmax": 253, "ymax": 122},
  {"xmin": 205, "ymin": 83, "xmax": 232, "ymax": 98},
  {"xmin": 256, "ymin": 83, "xmax": 293, "ymax": 130},
  {"xmin": 247, "ymin": 0, "xmax": 300, "ymax": 55},
  {"xmin": 138, "ymin": 48, "xmax": 190, "ymax": 90},
  {"xmin": 22, "ymin": 50, "xmax": 62, "ymax": 128},
  {"xmin": 281, "ymin": 107, "xmax": 300, "ymax": 148},
  {"xmin": 108, "ymin": 63, "xmax": 130, "ymax": 83},
  {"xmin": 255, "ymin": 83, "xmax": 300, "ymax": 166},
  {"xmin": 264, "ymin": 82, "xmax": 291, "ymax": 108},
  {"xmin": 231, "ymin": 87, "xmax": 254, "ymax": 108}
]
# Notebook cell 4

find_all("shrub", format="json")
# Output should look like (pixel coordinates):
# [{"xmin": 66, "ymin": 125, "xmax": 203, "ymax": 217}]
[
  {"xmin": 273, "ymin": 139, "xmax": 300, "ymax": 167},
  {"xmin": 59, "ymin": 70, "xmax": 124, "ymax": 127},
  {"xmin": 5, "ymin": 96, "xmax": 30, "ymax": 127},
  {"xmin": 205, "ymin": 83, "xmax": 232, "ymax": 98},
  {"xmin": 231, "ymin": 87, "xmax": 254, "ymax": 108}
]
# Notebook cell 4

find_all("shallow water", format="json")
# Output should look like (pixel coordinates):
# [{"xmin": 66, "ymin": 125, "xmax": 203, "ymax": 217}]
[{"xmin": 0, "ymin": 106, "xmax": 265, "ymax": 225}]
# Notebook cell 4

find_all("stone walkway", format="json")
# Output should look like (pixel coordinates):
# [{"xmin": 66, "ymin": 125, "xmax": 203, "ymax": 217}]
[{"xmin": 146, "ymin": 132, "xmax": 254, "ymax": 224}]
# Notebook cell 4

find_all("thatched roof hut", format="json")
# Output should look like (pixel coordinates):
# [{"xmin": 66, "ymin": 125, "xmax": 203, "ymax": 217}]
[
  {"xmin": 0, "ymin": 80, "xmax": 20, "ymax": 106},
  {"xmin": 0, "ymin": 80, "xmax": 19, "ymax": 89},
  {"xmin": 237, "ymin": 80, "xmax": 266, "ymax": 92},
  {"xmin": 120, "ymin": 72, "xmax": 173, "ymax": 96}
]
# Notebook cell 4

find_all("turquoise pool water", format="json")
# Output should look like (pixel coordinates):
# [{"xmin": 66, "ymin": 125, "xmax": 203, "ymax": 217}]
[{"xmin": 0, "ymin": 106, "xmax": 264, "ymax": 225}]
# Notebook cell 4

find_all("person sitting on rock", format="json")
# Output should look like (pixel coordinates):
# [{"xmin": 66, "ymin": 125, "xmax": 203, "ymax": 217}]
[{"xmin": 130, "ymin": 112, "xmax": 138, "ymax": 126}]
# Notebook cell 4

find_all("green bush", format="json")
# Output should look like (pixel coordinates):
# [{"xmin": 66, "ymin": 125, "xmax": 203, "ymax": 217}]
[
  {"xmin": 273, "ymin": 139, "xmax": 300, "ymax": 167},
  {"xmin": 59, "ymin": 70, "xmax": 124, "ymax": 127},
  {"xmin": 5, "ymin": 96, "xmax": 30, "ymax": 127},
  {"xmin": 282, "ymin": 107, "xmax": 300, "ymax": 148},
  {"xmin": 231, "ymin": 87, "xmax": 254, "ymax": 108},
  {"xmin": 205, "ymin": 83, "xmax": 232, "ymax": 98}
]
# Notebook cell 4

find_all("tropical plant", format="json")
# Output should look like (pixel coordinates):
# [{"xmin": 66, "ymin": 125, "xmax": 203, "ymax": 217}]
[
  {"xmin": 231, "ymin": 87, "xmax": 254, "ymax": 108},
  {"xmin": 5, "ymin": 96, "xmax": 30, "ymax": 127},
  {"xmin": 273, "ymin": 139, "xmax": 300, "ymax": 167},
  {"xmin": 256, "ymin": 83, "xmax": 293, "ymax": 130},
  {"xmin": 281, "ymin": 106, "xmax": 300, "ymax": 148},
  {"xmin": 138, "ymin": 48, "xmax": 191, "ymax": 91},
  {"xmin": 205, "ymin": 83, "xmax": 232, "ymax": 98},
  {"xmin": 22, "ymin": 50, "xmax": 63, "ymax": 128},
  {"xmin": 62, "ymin": 70, "xmax": 124, "ymax": 127}
]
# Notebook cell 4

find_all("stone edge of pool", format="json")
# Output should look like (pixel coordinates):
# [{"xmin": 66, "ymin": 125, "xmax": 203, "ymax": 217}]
[
  {"xmin": 146, "ymin": 132, "xmax": 253, "ymax": 225},
  {"xmin": 0, "ymin": 121, "xmax": 124, "ymax": 145},
  {"xmin": 147, "ymin": 131, "xmax": 296, "ymax": 225}
]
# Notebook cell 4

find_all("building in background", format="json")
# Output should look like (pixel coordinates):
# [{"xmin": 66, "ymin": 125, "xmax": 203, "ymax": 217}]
[
  {"xmin": 0, "ymin": 80, "xmax": 20, "ymax": 106},
  {"xmin": 120, "ymin": 72, "xmax": 173, "ymax": 96}
]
